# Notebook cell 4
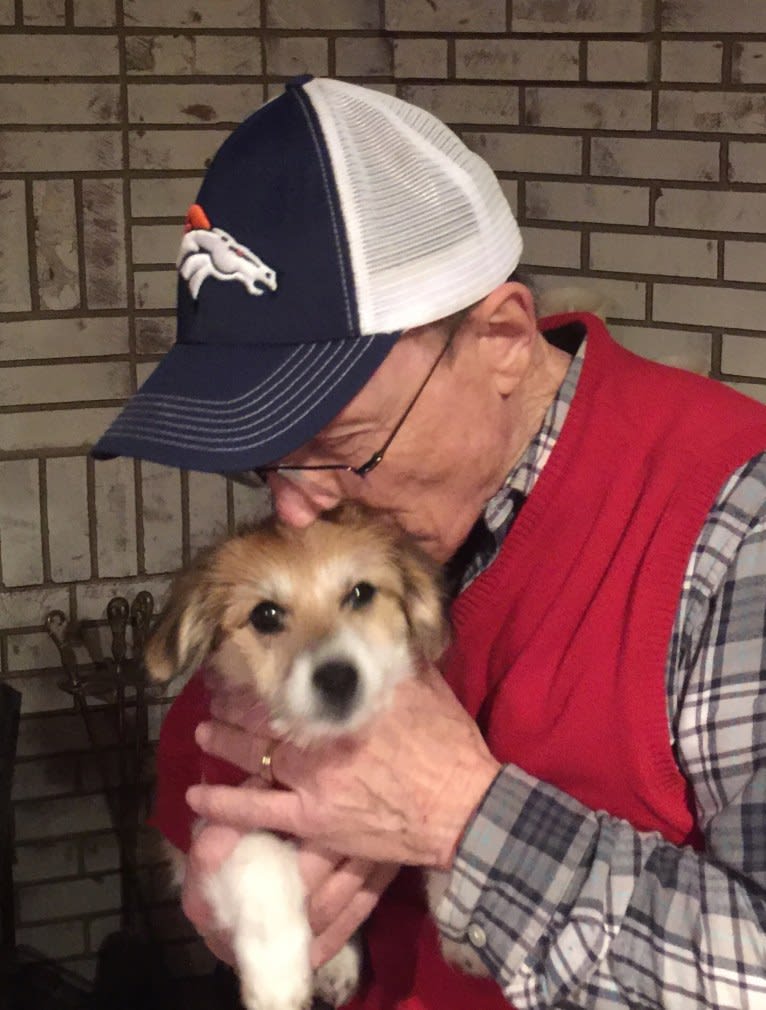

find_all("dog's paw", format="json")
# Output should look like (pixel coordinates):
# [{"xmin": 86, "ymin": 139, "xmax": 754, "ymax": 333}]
[
  {"xmin": 313, "ymin": 938, "xmax": 362, "ymax": 1007},
  {"xmin": 439, "ymin": 936, "xmax": 488, "ymax": 978},
  {"xmin": 239, "ymin": 980, "xmax": 312, "ymax": 1010}
]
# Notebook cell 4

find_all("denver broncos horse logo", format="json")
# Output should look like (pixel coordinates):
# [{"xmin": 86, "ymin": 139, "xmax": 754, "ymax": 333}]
[{"xmin": 177, "ymin": 204, "xmax": 278, "ymax": 299}]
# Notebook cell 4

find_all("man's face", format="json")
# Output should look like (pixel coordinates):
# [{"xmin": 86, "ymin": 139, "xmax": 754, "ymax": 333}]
[{"xmin": 263, "ymin": 319, "xmax": 517, "ymax": 563}]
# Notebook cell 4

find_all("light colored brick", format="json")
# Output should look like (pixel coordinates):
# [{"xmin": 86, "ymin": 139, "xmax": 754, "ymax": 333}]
[
  {"xmin": 126, "ymin": 35, "xmax": 260, "ymax": 75},
  {"xmin": 587, "ymin": 41, "xmax": 651, "ymax": 82},
  {"xmin": 0, "ymin": 586, "xmax": 69, "ymax": 630},
  {"xmin": 654, "ymin": 283, "xmax": 766, "ymax": 331},
  {"xmin": 0, "ymin": 84, "xmax": 120, "ymax": 125},
  {"xmin": 591, "ymin": 136, "xmax": 718, "ymax": 182},
  {"xmin": 135, "ymin": 268, "xmax": 176, "ymax": 310},
  {"xmin": 514, "ymin": 0, "xmax": 653, "ymax": 32},
  {"xmin": 590, "ymin": 232, "xmax": 716, "ymax": 278},
  {"xmin": 729, "ymin": 142, "xmax": 766, "ymax": 184},
  {"xmin": 399, "ymin": 84, "xmax": 518, "ymax": 125},
  {"xmin": 336, "ymin": 36, "xmax": 392, "ymax": 77},
  {"xmin": 140, "ymin": 461, "xmax": 183, "ymax": 574},
  {"xmin": 392, "ymin": 39, "xmax": 447, "ymax": 79},
  {"xmin": 14, "ymin": 839, "xmax": 78, "ymax": 882},
  {"xmin": 732, "ymin": 42, "xmax": 766, "ymax": 84},
  {"xmin": 16, "ymin": 922, "xmax": 86, "ymax": 960},
  {"xmin": 268, "ymin": 0, "xmax": 378, "ymax": 29},
  {"xmin": 386, "ymin": 0, "xmax": 504, "ymax": 31},
  {"xmin": 0, "ymin": 316, "xmax": 129, "ymax": 361},
  {"xmin": 129, "ymin": 128, "xmax": 225, "ymax": 172},
  {"xmin": 137, "ymin": 360, "xmax": 158, "ymax": 384},
  {"xmin": 128, "ymin": 84, "xmax": 257, "ymax": 125},
  {"xmin": 724, "ymin": 241, "xmax": 766, "ymax": 284},
  {"xmin": 1, "ymin": 406, "xmax": 121, "ymax": 453},
  {"xmin": 264, "ymin": 37, "xmax": 329, "ymax": 78},
  {"xmin": 526, "ymin": 87, "xmax": 651, "ymax": 131},
  {"xmin": 0, "ymin": 363, "xmax": 130, "ymax": 407},
  {"xmin": 0, "ymin": 181, "xmax": 31, "ymax": 312},
  {"xmin": 535, "ymin": 273, "xmax": 646, "ymax": 320},
  {"xmin": 499, "ymin": 178, "xmax": 518, "ymax": 211},
  {"xmin": 132, "ymin": 223, "xmax": 180, "ymax": 264},
  {"xmin": 47, "ymin": 457, "xmax": 91, "ymax": 582},
  {"xmin": 17, "ymin": 869, "xmax": 120, "ymax": 917},
  {"xmin": 75, "ymin": 573, "xmax": 170, "ymax": 620},
  {"xmin": 662, "ymin": 0, "xmax": 766, "ymax": 32},
  {"xmin": 131, "ymin": 177, "xmax": 201, "ymax": 218},
  {"xmin": 659, "ymin": 91, "xmax": 766, "ymax": 135},
  {"xmin": 94, "ymin": 457, "xmax": 137, "ymax": 578},
  {"xmin": 73, "ymin": 0, "xmax": 116, "ymax": 26},
  {"xmin": 526, "ymin": 181, "xmax": 649, "ymax": 226},
  {"xmin": 16, "ymin": 711, "xmax": 90, "ymax": 757},
  {"xmin": 0, "ymin": 460, "xmax": 43, "ymax": 587},
  {"xmin": 465, "ymin": 131, "xmax": 582, "ymax": 175},
  {"xmin": 32, "ymin": 180, "xmax": 80, "ymax": 312},
  {"xmin": 610, "ymin": 325, "xmax": 712, "ymax": 374},
  {"xmin": 136, "ymin": 316, "xmax": 175, "ymax": 354},
  {"xmin": 0, "ymin": 34, "xmax": 118, "ymax": 74},
  {"xmin": 520, "ymin": 227, "xmax": 581, "ymax": 269},
  {"xmin": 23, "ymin": 0, "xmax": 65, "ymax": 24},
  {"xmin": 83, "ymin": 179, "xmax": 127, "ymax": 309},
  {"xmin": 125, "ymin": 0, "xmax": 259, "ymax": 28},
  {"xmin": 456, "ymin": 39, "xmax": 578, "ymax": 81},
  {"xmin": 232, "ymin": 480, "xmax": 272, "ymax": 527},
  {"xmin": 188, "ymin": 471, "xmax": 229, "ymax": 554},
  {"xmin": 0, "ymin": 0, "xmax": 14, "ymax": 23},
  {"xmin": 721, "ymin": 335, "xmax": 766, "ymax": 378},
  {"xmin": 661, "ymin": 41, "xmax": 722, "ymax": 83},
  {"xmin": 656, "ymin": 189, "xmax": 766, "ymax": 234},
  {"xmin": 0, "ymin": 130, "xmax": 121, "ymax": 173}
]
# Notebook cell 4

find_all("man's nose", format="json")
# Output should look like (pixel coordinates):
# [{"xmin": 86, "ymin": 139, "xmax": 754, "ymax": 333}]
[{"xmin": 267, "ymin": 473, "xmax": 342, "ymax": 527}]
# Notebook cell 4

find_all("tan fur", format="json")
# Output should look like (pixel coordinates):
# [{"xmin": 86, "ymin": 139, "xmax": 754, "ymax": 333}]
[{"xmin": 144, "ymin": 503, "xmax": 448, "ymax": 727}]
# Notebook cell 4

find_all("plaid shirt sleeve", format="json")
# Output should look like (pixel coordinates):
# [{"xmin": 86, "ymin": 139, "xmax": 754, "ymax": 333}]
[{"xmin": 435, "ymin": 453, "xmax": 766, "ymax": 1008}]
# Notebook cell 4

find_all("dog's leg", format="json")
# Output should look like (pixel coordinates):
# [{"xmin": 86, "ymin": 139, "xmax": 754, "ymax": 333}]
[
  {"xmin": 313, "ymin": 932, "xmax": 363, "ymax": 1007},
  {"xmin": 204, "ymin": 832, "xmax": 313, "ymax": 1010}
]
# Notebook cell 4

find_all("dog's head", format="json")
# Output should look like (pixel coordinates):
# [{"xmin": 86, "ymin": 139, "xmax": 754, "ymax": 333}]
[{"xmin": 144, "ymin": 504, "xmax": 448, "ymax": 739}]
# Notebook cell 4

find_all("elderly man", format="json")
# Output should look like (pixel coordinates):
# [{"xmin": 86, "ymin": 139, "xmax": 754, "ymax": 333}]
[{"xmin": 94, "ymin": 77, "xmax": 766, "ymax": 1009}]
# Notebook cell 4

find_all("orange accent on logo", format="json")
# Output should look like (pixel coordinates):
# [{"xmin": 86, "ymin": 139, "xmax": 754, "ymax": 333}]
[{"xmin": 184, "ymin": 203, "xmax": 211, "ymax": 233}]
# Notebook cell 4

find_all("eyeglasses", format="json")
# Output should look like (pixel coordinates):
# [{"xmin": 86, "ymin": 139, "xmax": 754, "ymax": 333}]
[{"xmin": 229, "ymin": 330, "xmax": 456, "ymax": 490}]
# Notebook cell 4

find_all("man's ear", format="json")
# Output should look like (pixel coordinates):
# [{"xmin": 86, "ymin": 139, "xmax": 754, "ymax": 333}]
[{"xmin": 468, "ymin": 282, "xmax": 538, "ymax": 395}]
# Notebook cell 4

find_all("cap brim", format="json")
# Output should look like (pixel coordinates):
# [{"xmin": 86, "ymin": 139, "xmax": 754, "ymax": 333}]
[{"xmin": 91, "ymin": 333, "xmax": 399, "ymax": 473}]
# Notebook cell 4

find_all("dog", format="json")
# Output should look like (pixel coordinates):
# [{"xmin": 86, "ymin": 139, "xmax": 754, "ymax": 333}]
[{"xmin": 144, "ymin": 502, "xmax": 475, "ymax": 1010}]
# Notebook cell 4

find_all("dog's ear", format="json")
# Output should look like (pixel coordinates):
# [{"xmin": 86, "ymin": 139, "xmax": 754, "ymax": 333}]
[
  {"xmin": 143, "ymin": 551, "xmax": 224, "ymax": 683},
  {"xmin": 395, "ymin": 539, "xmax": 449, "ymax": 663}
]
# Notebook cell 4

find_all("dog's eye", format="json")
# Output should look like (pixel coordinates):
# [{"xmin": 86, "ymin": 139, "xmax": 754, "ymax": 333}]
[
  {"xmin": 249, "ymin": 601, "xmax": 285, "ymax": 634},
  {"xmin": 345, "ymin": 582, "xmax": 376, "ymax": 610}
]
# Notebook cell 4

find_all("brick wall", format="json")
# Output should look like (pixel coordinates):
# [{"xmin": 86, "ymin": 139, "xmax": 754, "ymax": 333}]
[{"xmin": 1, "ymin": 0, "xmax": 766, "ymax": 984}]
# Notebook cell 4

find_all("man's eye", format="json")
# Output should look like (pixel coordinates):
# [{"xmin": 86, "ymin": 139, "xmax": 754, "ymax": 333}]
[
  {"xmin": 249, "ymin": 601, "xmax": 286, "ymax": 634},
  {"xmin": 344, "ymin": 582, "xmax": 377, "ymax": 610}
]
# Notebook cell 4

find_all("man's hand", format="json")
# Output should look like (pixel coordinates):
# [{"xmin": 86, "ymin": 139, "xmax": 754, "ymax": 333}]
[
  {"xmin": 187, "ymin": 666, "xmax": 501, "ymax": 870},
  {"xmin": 181, "ymin": 823, "xmax": 398, "ymax": 969}
]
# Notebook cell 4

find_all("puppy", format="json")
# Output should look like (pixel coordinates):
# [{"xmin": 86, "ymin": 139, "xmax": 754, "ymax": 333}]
[{"xmin": 144, "ymin": 503, "xmax": 453, "ymax": 1010}]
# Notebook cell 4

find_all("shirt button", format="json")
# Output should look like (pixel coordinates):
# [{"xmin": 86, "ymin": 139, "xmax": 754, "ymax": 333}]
[{"xmin": 467, "ymin": 922, "xmax": 487, "ymax": 948}]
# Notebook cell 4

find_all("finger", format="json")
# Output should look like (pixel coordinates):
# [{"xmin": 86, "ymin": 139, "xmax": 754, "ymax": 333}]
[
  {"xmin": 204, "ymin": 930, "xmax": 236, "ymax": 967},
  {"xmin": 195, "ymin": 720, "xmax": 277, "ymax": 780},
  {"xmin": 181, "ymin": 824, "xmax": 243, "ymax": 932},
  {"xmin": 298, "ymin": 842, "xmax": 345, "ymax": 894},
  {"xmin": 186, "ymin": 782, "xmax": 305, "ymax": 837},
  {"xmin": 310, "ymin": 862, "xmax": 398, "ymax": 969},
  {"xmin": 209, "ymin": 691, "xmax": 271, "ymax": 731},
  {"xmin": 306, "ymin": 857, "xmax": 375, "ymax": 935}
]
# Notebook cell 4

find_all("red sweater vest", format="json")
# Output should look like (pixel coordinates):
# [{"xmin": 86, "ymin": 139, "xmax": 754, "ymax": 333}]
[{"xmin": 151, "ymin": 314, "xmax": 766, "ymax": 1008}]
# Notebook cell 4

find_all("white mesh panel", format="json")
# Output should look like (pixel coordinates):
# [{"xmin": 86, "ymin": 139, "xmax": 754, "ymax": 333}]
[{"xmin": 305, "ymin": 78, "xmax": 523, "ymax": 336}]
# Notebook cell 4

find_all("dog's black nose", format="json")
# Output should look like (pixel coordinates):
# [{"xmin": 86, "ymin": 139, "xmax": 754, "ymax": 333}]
[{"xmin": 312, "ymin": 660, "xmax": 358, "ymax": 714}]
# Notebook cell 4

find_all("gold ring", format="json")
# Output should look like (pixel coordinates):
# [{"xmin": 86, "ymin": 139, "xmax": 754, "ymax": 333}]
[{"xmin": 259, "ymin": 742, "xmax": 276, "ymax": 785}]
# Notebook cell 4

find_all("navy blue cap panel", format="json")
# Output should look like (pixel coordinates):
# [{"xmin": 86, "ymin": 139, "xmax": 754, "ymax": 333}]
[
  {"xmin": 91, "ymin": 332, "xmax": 399, "ymax": 472},
  {"xmin": 179, "ymin": 86, "xmax": 359, "ymax": 349}
]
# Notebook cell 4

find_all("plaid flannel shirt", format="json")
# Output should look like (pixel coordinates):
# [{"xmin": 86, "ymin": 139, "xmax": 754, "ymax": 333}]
[{"xmin": 437, "ymin": 340, "xmax": 766, "ymax": 1008}]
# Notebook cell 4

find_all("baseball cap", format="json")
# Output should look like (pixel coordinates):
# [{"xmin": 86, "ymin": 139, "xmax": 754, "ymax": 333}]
[{"xmin": 92, "ymin": 76, "xmax": 523, "ymax": 473}]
